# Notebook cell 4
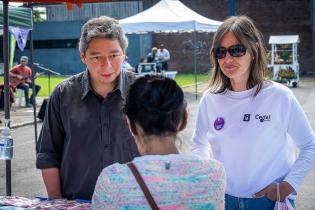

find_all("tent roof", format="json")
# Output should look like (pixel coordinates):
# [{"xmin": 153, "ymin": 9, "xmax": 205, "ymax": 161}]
[
  {"xmin": 5, "ymin": 0, "xmax": 112, "ymax": 2},
  {"xmin": 119, "ymin": 0, "xmax": 222, "ymax": 33},
  {"xmin": 269, "ymin": 35, "xmax": 300, "ymax": 44},
  {"xmin": 0, "ymin": 3, "xmax": 33, "ymax": 28}
]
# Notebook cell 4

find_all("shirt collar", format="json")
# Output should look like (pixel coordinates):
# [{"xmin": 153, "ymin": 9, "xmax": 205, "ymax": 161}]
[{"xmin": 80, "ymin": 69, "xmax": 125, "ymax": 100}]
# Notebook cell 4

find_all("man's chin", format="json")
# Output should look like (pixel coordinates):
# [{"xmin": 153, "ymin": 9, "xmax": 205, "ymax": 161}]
[{"xmin": 100, "ymin": 75, "xmax": 117, "ymax": 84}]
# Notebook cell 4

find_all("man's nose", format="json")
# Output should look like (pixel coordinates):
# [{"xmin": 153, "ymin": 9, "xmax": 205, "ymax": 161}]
[{"xmin": 101, "ymin": 57, "xmax": 112, "ymax": 67}]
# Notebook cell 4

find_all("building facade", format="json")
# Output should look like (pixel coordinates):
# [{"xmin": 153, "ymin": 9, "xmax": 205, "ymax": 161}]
[
  {"xmin": 146, "ymin": 0, "xmax": 314, "ymax": 74},
  {"xmin": 2, "ymin": 0, "xmax": 314, "ymax": 74}
]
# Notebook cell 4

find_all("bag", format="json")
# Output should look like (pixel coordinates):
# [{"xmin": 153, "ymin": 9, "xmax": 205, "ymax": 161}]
[
  {"xmin": 127, "ymin": 162, "xmax": 159, "ymax": 210},
  {"xmin": 0, "ymin": 84, "xmax": 15, "ymax": 110},
  {"xmin": 274, "ymin": 184, "xmax": 295, "ymax": 210},
  {"xmin": 37, "ymin": 98, "xmax": 48, "ymax": 121}
]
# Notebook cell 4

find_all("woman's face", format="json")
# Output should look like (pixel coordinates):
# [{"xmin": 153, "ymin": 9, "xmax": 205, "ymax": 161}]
[{"xmin": 217, "ymin": 32, "xmax": 252, "ymax": 90}]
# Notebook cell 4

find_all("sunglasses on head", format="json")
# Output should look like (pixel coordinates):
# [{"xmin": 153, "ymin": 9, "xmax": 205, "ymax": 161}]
[{"xmin": 213, "ymin": 44, "xmax": 247, "ymax": 59}]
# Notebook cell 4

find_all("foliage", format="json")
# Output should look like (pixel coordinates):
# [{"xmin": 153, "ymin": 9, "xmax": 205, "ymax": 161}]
[
  {"xmin": 266, "ymin": 66, "xmax": 273, "ymax": 79},
  {"xmin": 33, "ymin": 9, "xmax": 46, "ymax": 23},
  {"xmin": 266, "ymin": 51, "xmax": 271, "ymax": 65},
  {"xmin": 274, "ymin": 44, "xmax": 293, "ymax": 64},
  {"xmin": 278, "ymin": 67, "xmax": 296, "ymax": 79}
]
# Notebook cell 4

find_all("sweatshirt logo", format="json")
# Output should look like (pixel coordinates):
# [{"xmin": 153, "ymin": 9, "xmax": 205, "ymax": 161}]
[
  {"xmin": 243, "ymin": 114, "xmax": 251, "ymax": 122},
  {"xmin": 255, "ymin": 114, "xmax": 271, "ymax": 122},
  {"xmin": 214, "ymin": 117, "xmax": 225, "ymax": 130}
]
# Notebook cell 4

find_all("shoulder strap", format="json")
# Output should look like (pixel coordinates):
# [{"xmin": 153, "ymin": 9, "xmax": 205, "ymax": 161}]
[{"xmin": 127, "ymin": 162, "xmax": 159, "ymax": 210}]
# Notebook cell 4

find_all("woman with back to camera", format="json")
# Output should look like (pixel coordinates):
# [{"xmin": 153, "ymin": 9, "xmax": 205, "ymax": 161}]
[
  {"xmin": 92, "ymin": 75, "xmax": 226, "ymax": 209},
  {"xmin": 191, "ymin": 15, "xmax": 315, "ymax": 210}
]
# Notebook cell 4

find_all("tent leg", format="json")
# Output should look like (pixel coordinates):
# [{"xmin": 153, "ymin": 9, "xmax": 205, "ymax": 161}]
[
  {"xmin": 28, "ymin": 12, "xmax": 39, "ymax": 150},
  {"xmin": 2, "ymin": 0, "xmax": 12, "ymax": 197},
  {"xmin": 193, "ymin": 31, "xmax": 198, "ymax": 100}
]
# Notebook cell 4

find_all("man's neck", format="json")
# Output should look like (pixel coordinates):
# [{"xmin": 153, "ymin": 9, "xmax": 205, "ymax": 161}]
[{"xmin": 91, "ymin": 79, "xmax": 116, "ymax": 98}]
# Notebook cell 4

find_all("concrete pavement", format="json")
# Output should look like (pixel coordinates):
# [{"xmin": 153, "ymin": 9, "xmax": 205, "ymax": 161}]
[
  {"xmin": 0, "ymin": 97, "xmax": 45, "ymax": 130},
  {"xmin": 1, "ymin": 79, "xmax": 315, "ymax": 209}
]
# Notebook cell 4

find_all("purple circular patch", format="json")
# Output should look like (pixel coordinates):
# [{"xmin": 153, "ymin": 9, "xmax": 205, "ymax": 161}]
[{"xmin": 214, "ymin": 117, "xmax": 225, "ymax": 130}]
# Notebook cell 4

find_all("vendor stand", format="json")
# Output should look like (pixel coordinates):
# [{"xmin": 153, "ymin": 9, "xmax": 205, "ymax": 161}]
[{"xmin": 268, "ymin": 35, "xmax": 300, "ymax": 87}]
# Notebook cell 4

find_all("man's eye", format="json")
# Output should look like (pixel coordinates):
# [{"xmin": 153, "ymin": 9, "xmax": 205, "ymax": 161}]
[
  {"xmin": 91, "ymin": 56, "xmax": 100, "ymax": 62},
  {"xmin": 110, "ymin": 54, "xmax": 120, "ymax": 59}
]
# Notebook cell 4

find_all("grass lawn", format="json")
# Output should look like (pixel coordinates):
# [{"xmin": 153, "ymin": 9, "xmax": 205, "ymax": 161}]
[
  {"xmin": 0, "ymin": 75, "xmax": 69, "ymax": 97},
  {"xmin": 33, "ymin": 76, "xmax": 70, "ymax": 97},
  {"xmin": 1, "ymin": 73, "xmax": 210, "ymax": 97},
  {"xmin": 175, "ymin": 72, "xmax": 210, "ymax": 86}
]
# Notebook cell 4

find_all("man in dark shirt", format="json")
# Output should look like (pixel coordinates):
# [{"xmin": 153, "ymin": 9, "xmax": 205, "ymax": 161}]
[{"xmin": 36, "ymin": 16, "xmax": 139, "ymax": 200}]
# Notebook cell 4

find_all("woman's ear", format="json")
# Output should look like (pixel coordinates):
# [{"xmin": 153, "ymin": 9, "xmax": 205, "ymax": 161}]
[
  {"xmin": 178, "ymin": 110, "xmax": 188, "ymax": 132},
  {"xmin": 126, "ymin": 117, "xmax": 138, "ymax": 136}
]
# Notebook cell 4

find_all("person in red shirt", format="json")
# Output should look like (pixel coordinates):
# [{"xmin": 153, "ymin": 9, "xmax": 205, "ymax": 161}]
[{"xmin": 9, "ymin": 56, "xmax": 41, "ymax": 107}]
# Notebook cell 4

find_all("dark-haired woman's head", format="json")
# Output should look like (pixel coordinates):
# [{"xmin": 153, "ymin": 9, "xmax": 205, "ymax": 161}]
[{"xmin": 124, "ymin": 75, "xmax": 187, "ymax": 155}]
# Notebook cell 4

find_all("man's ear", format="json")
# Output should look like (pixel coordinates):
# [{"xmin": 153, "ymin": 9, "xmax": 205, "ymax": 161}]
[
  {"xmin": 178, "ymin": 110, "xmax": 187, "ymax": 132},
  {"xmin": 80, "ymin": 52, "xmax": 87, "ymax": 64}
]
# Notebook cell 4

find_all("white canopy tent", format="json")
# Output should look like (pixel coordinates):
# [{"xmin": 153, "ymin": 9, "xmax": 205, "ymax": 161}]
[
  {"xmin": 119, "ymin": 0, "xmax": 222, "ymax": 98},
  {"xmin": 120, "ymin": 0, "xmax": 222, "ymax": 33}
]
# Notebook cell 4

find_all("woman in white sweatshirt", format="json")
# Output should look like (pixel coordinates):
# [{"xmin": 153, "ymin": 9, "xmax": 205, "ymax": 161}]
[{"xmin": 192, "ymin": 15, "xmax": 315, "ymax": 210}]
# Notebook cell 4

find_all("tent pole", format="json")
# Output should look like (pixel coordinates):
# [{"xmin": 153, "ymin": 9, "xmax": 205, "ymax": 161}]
[
  {"xmin": 230, "ymin": 0, "xmax": 235, "ymax": 16},
  {"xmin": 28, "ymin": 4, "xmax": 39, "ymax": 151},
  {"xmin": 2, "ymin": 0, "xmax": 12, "ymax": 196},
  {"xmin": 193, "ymin": 30, "xmax": 198, "ymax": 100},
  {"xmin": 30, "ymin": 30, "xmax": 38, "ymax": 149}
]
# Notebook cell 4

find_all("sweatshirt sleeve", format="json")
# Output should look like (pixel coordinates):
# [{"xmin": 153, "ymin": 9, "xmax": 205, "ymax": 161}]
[
  {"xmin": 284, "ymin": 92, "xmax": 315, "ymax": 193},
  {"xmin": 191, "ymin": 95, "xmax": 212, "ymax": 159}
]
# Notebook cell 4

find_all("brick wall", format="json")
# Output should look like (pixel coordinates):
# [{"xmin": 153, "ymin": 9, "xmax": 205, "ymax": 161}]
[{"xmin": 146, "ymin": 0, "xmax": 314, "ymax": 73}]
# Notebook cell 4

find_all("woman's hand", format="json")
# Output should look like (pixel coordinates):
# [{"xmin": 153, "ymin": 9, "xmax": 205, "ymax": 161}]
[{"xmin": 253, "ymin": 181, "xmax": 294, "ymax": 201}]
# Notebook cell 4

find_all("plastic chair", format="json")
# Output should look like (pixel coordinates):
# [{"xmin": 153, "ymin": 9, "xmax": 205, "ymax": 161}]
[{"xmin": 17, "ymin": 89, "xmax": 24, "ymax": 107}]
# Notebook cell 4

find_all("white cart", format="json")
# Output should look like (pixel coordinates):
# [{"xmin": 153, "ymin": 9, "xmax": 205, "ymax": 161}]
[{"xmin": 268, "ymin": 35, "xmax": 300, "ymax": 87}]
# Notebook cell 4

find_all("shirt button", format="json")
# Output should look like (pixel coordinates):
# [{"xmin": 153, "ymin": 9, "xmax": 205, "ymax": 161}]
[{"xmin": 104, "ymin": 144, "xmax": 109, "ymax": 148}]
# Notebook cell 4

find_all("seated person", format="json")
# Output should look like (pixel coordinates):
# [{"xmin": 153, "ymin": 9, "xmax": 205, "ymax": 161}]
[
  {"xmin": 121, "ymin": 56, "xmax": 135, "ymax": 72},
  {"xmin": 147, "ymin": 47, "xmax": 163, "ymax": 72},
  {"xmin": 9, "ymin": 56, "xmax": 41, "ymax": 107},
  {"xmin": 135, "ymin": 57, "xmax": 147, "ymax": 73},
  {"xmin": 92, "ymin": 75, "xmax": 226, "ymax": 209},
  {"xmin": 146, "ymin": 47, "xmax": 158, "ymax": 63}
]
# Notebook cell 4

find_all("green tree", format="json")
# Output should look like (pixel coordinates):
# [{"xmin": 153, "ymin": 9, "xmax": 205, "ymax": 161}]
[{"xmin": 33, "ymin": 9, "xmax": 45, "ymax": 23}]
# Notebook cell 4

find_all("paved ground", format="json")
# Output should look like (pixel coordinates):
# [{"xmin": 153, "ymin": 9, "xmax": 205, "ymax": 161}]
[{"xmin": 0, "ymin": 79, "xmax": 315, "ymax": 209}]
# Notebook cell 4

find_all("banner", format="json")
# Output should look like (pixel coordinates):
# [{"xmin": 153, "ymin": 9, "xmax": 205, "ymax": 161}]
[
  {"xmin": 8, "ymin": 26, "xmax": 31, "ymax": 51},
  {"xmin": 10, "ymin": 34, "xmax": 16, "ymax": 69}
]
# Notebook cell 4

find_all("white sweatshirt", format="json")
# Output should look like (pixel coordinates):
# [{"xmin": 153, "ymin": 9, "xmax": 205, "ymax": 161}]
[{"xmin": 192, "ymin": 81, "xmax": 315, "ymax": 198}]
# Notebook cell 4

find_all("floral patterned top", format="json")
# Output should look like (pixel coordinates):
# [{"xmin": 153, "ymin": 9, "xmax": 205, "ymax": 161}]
[{"xmin": 92, "ymin": 154, "xmax": 226, "ymax": 210}]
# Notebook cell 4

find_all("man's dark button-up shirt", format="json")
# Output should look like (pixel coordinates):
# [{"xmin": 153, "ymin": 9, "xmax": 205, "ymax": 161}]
[{"xmin": 36, "ymin": 70, "xmax": 139, "ymax": 200}]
